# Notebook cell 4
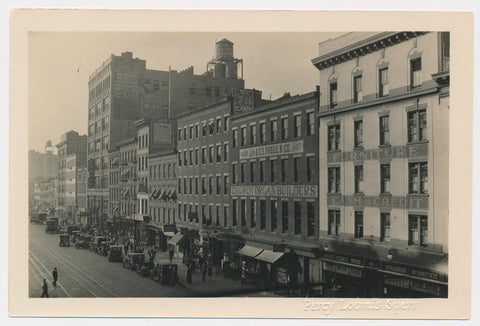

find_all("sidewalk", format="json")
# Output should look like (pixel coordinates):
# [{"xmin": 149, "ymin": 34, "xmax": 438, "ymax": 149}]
[{"xmin": 152, "ymin": 251, "xmax": 261, "ymax": 296}]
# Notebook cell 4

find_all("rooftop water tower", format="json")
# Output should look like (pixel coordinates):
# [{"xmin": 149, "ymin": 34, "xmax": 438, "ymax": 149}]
[{"xmin": 207, "ymin": 38, "xmax": 243, "ymax": 80}]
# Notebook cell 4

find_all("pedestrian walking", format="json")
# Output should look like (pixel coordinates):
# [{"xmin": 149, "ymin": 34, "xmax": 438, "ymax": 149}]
[
  {"xmin": 207, "ymin": 252, "xmax": 213, "ymax": 278},
  {"xmin": 168, "ymin": 248, "xmax": 174, "ymax": 263},
  {"xmin": 241, "ymin": 261, "xmax": 247, "ymax": 290},
  {"xmin": 52, "ymin": 267, "xmax": 58, "ymax": 287},
  {"xmin": 41, "ymin": 279, "xmax": 49, "ymax": 298},
  {"xmin": 201, "ymin": 260, "xmax": 208, "ymax": 282}
]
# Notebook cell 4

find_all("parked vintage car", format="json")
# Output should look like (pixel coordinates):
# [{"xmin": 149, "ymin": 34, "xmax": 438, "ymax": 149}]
[
  {"xmin": 123, "ymin": 252, "xmax": 145, "ymax": 271},
  {"xmin": 96, "ymin": 241, "xmax": 112, "ymax": 256},
  {"xmin": 71, "ymin": 230, "xmax": 83, "ymax": 244},
  {"xmin": 66, "ymin": 225, "xmax": 80, "ymax": 235},
  {"xmin": 75, "ymin": 234, "xmax": 92, "ymax": 249},
  {"xmin": 150, "ymin": 264, "xmax": 179, "ymax": 285},
  {"xmin": 108, "ymin": 245, "xmax": 123, "ymax": 262},
  {"xmin": 59, "ymin": 234, "xmax": 70, "ymax": 247},
  {"xmin": 90, "ymin": 236, "xmax": 108, "ymax": 252},
  {"xmin": 45, "ymin": 218, "xmax": 59, "ymax": 234},
  {"xmin": 137, "ymin": 261, "xmax": 155, "ymax": 277}
]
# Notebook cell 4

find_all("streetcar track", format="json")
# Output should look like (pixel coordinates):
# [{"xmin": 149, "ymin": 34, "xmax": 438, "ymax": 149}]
[
  {"xmin": 29, "ymin": 252, "xmax": 72, "ymax": 297},
  {"xmin": 30, "ymin": 238, "xmax": 118, "ymax": 297}
]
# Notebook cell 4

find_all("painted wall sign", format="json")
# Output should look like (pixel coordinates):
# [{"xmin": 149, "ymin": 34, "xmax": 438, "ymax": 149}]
[
  {"xmin": 239, "ymin": 140, "xmax": 304, "ymax": 159},
  {"xmin": 231, "ymin": 185, "xmax": 317, "ymax": 198},
  {"xmin": 327, "ymin": 143, "xmax": 428, "ymax": 163},
  {"xmin": 327, "ymin": 194, "xmax": 429, "ymax": 210},
  {"xmin": 233, "ymin": 88, "xmax": 255, "ymax": 113}
]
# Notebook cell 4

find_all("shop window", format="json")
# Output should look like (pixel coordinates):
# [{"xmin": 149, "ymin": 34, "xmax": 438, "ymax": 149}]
[
  {"xmin": 409, "ymin": 162, "xmax": 428, "ymax": 194},
  {"xmin": 282, "ymin": 201, "xmax": 289, "ymax": 233},
  {"xmin": 328, "ymin": 210, "xmax": 341, "ymax": 236},
  {"xmin": 409, "ymin": 215, "xmax": 428, "ymax": 245},
  {"xmin": 380, "ymin": 213, "xmax": 391, "ymax": 242}
]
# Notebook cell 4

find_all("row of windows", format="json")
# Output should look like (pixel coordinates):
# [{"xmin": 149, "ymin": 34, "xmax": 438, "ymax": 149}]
[
  {"xmin": 189, "ymin": 84, "xmax": 225, "ymax": 97},
  {"xmin": 232, "ymin": 156, "xmax": 316, "ymax": 184},
  {"xmin": 328, "ymin": 57, "xmax": 422, "ymax": 108},
  {"xmin": 178, "ymin": 116, "xmax": 229, "ymax": 141},
  {"xmin": 178, "ymin": 175, "xmax": 229, "ymax": 196},
  {"xmin": 138, "ymin": 133, "xmax": 149, "ymax": 149},
  {"xmin": 178, "ymin": 202, "xmax": 229, "ymax": 227},
  {"xmin": 328, "ymin": 210, "xmax": 428, "ymax": 246},
  {"xmin": 89, "ymin": 75, "xmax": 111, "ymax": 102},
  {"xmin": 232, "ymin": 112, "xmax": 316, "ymax": 148},
  {"xmin": 148, "ymin": 206, "xmax": 176, "ymax": 224},
  {"xmin": 328, "ymin": 162, "xmax": 428, "ymax": 195},
  {"xmin": 88, "ymin": 135, "xmax": 110, "ymax": 154},
  {"xmin": 149, "ymin": 162, "xmax": 176, "ymax": 179},
  {"xmin": 88, "ymin": 116, "xmax": 110, "ymax": 136},
  {"xmin": 178, "ymin": 143, "xmax": 229, "ymax": 166},
  {"xmin": 327, "ymin": 108, "xmax": 427, "ymax": 151}
]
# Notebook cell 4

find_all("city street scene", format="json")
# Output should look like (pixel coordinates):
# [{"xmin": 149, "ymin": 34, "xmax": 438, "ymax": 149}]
[{"xmin": 29, "ymin": 31, "xmax": 449, "ymax": 298}]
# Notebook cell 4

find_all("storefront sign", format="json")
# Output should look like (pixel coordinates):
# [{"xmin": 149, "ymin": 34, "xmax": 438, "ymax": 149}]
[
  {"xmin": 384, "ymin": 277, "xmax": 410, "ymax": 289},
  {"xmin": 239, "ymin": 140, "xmax": 304, "ymax": 159},
  {"xmin": 231, "ymin": 185, "xmax": 317, "ymax": 198},
  {"xmin": 323, "ymin": 261, "xmax": 362, "ymax": 278},
  {"xmin": 385, "ymin": 264, "xmax": 409, "ymax": 275},
  {"xmin": 327, "ymin": 143, "xmax": 428, "ymax": 163},
  {"xmin": 324, "ymin": 253, "xmax": 363, "ymax": 266},
  {"xmin": 411, "ymin": 268, "xmax": 440, "ymax": 281},
  {"xmin": 327, "ymin": 195, "xmax": 429, "ymax": 210}
]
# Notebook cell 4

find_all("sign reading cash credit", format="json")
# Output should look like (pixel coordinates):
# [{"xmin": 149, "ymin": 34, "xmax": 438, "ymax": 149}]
[{"xmin": 239, "ymin": 140, "xmax": 304, "ymax": 159}]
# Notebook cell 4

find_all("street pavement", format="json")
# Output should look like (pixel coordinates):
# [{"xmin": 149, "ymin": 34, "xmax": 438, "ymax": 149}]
[{"xmin": 29, "ymin": 223, "xmax": 273, "ymax": 297}]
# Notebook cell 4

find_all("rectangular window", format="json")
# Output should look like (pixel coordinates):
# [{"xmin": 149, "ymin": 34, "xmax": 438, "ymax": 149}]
[
  {"xmin": 379, "ymin": 68, "xmax": 389, "ymax": 97},
  {"xmin": 354, "ymin": 120, "xmax": 363, "ymax": 148},
  {"xmin": 216, "ymin": 118, "xmax": 222, "ymax": 133},
  {"xmin": 202, "ymin": 122, "xmax": 207, "ymax": 136},
  {"xmin": 354, "ymin": 166, "xmax": 364, "ymax": 193},
  {"xmin": 232, "ymin": 199, "xmax": 237, "ymax": 227},
  {"xmin": 202, "ymin": 177, "xmax": 206, "ymax": 195},
  {"xmin": 410, "ymin": 58, "xmax": 422, "ymax": 88},
  {"xmin": 271, "ymin": 200, "xmax": 278, "ymax": 231},
  {"xmin": 202, "ymin": 148, "xmax": 207, "ymax": 164},
  {"xmin": 409, "ymin": 162, "xmax": 428, "ymax": 194},
  {"xmin": 328, "ymin": 124, "xmax": 341, "ymax": 151},
  {"xmin": 195, "ymin": 177, "xmax": 199, "ymax": 194},
  {"xmin": 183, "ymin": 127, "xmax": 187, "ymax": 141},
  {"xmin": 306, "ymin": 156, "xmax": 314, "ymax": 182},
  {"xmin": 241, "ymin": 127, "xmax": 247, "ymax": 146},
  {"xmin": 224, "ymin": 176, "xmax": 229, "ymax": 195},
  {"xmin": 294, "ymin": 115, "xmax": 302, "ymax": 138},
  {"xmin": 240, "ymin": 163, "xmax": 246, "ymax": 183},
  {"xmin": 189, "ymin": 126, "xmax": 193, "ymax": 140},
  {"xmin": 209, "ymin": 176, "xmax": 213, "ymax": 194},
  {"xmin": 209, "ymin": 146, "xmax": 214, "ymax": 163},
  {"xmin": 354, "ymin": 211, "xmax": 364, "ymax": 238},
  {"xmin": 281, "ymin": 117, "xmax": 288, "ymax": 140},
  {"xmin": 224, "ymin": 116, "xmax": 229, "ymax": 132},
  {"xmin": 224, "ymin": 143, "xmax": 229, "ymax": 162},
  {"xmin": 216, "ymin": 145, "xmax": 222, "ymax": 162},
  {"xmin": 353, "ymin": 75, "xmax": 363, "ymax": 103},
  {"xmin": 232, "ymin": 129, "xmax": 238, "ymax": 148},
  {"xmin": 380, "ymin": 213, "xmax": 391, "ymax": 242},
  {"xmin": 294, "ymin": 201, "xmax": 302, "ymax": 235},
  {"xmin": 293, "ymin": 157, "xmax": 300, "ymax": 182},
  {"xmin": 250, "ymin": 162, "xmax": 256, "ymax": 183},
  {"xmin": 307, "ymin": 112, "xmax": 315, "ymax": 136},
  {"xmin": 189, "ymin": 178, "xmax": 193, "ymax": 194},
  {"xmin": 307, "ymin": 202, "xmax": 315, "ymax": 237},
  {"xmin": 195, "ymin": 125, "xmax": 199, "ymax": 138},
  {"xmin": 282, "ymin": 201, "xmax": 289, "ymax": 233},
  {"xmin": 281, "ymin": 159, "xmax": 288, "ymax": 182},
  {"xmin": 380, "ymin": 164, "xmax": 391, "ymax": 194},
  {"xmin": 250, "ymin": 125, "xmax": 256, "ymax": 145},
  {"xmin": 330, "ymin": 82, "xmax": 338, "ymax": 108},
  {"xmin": 189, "ymin": 150, "xmax": 193, "ymax": 165},
  {"xmin": 379, "ymin": 116, "xmax": 390, "ymax": 145},
  {"xmin": 328, "ymin": 167, "xmax": 341, "ymax": 194},
  {"xmin": 183, "ymin": 152, "xmax": 187, "ymax": 166},
  {"xmin": 270, "ymin": 160, "xmax": 276, "ymax": 182},
  {"xmin": 250, "ymin": 200, "xmax": 257, "ymax": 228},
  {"xmin": 270, "ymin": 120, "xmax": 277, "ymax": 141},
  {"xmin": 408, "ymin": 109, "xmax": 427, "ymax": 142},
  {"xmin": 260, "ymin": 122, "xmax": 266, "ymax": 143},
  {"xmin": 260, "ymin": 161, "xmax": 266, "ymax": 183},
  {"xmin": 216, "ymin": 206, "xmax": 221, "ymax": 226},
  {"xmin": 208, "ymin": 120, "xmax": 215, "ymax": 135},
  {"xmin": 328, "ymin": 210, "xmax": 341, "ymax": 236},
  {"xmin": 260, "ymin": 200, "xmax": 266, "ymax": 230},
  {"xmin": 195, "ymin": 149, "xmax": 199, "ymax": 165},
  {"xmin": 409, "ymin": 215, "xmax": 428, "ymax": 245},
  {"xmin": 224, "ymin": 206, "xmax": 228, "ymax": 227},
  {"xmin": 241, "ymin": 199, "xmax": 247, "ymax": 227},
  {"xmin": 232, "ymin": 164, "xmax": 237, "ymax": 184}
]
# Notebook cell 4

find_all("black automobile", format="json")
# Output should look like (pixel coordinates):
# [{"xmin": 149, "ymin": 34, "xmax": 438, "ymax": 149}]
[
  {"xmin": 59, "ymin": 234, "xmax": 70, "ymax": 247},
  {"xmin": 137, "ymin": 261, "xmax": 155, "ymax": 277},
  {"xmin": 75, "ymin": 234, "xmax": 92, "ymax": 249},
  {"xmin": 108, "ymin": 245, "xmax": 123, "ymax": 262},
  {"xmin": 123, "ymin": 252, "xmax": 145, "ymax": 271}
]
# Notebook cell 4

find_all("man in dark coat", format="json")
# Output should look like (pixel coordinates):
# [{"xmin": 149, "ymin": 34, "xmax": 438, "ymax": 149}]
[
  {"xmin": 41, "ymin": 279, "xmax": 49, "ymax": 297},
  {"xmin": 52, "ymin": 267, "xmax": 58, "ymax": 287}
]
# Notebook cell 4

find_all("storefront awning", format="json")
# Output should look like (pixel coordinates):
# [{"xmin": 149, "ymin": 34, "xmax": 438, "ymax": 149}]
[
  {"xmin": 256, "ymin": 250, "xmax": 285, "ymax": 264},
  {"xmin": 163, "ymin": 231, "xmax": 176, "ymax": 237},
  {"xmin": 168, "ymin": 233, "xmax": 185, "ymax": 245},
  {"xmin": 237, "ymin": 245, "xmax": 264, "ymax": 258}
]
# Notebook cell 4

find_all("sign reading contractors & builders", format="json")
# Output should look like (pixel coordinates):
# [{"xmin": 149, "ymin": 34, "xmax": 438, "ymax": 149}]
[
  {"xmin": 239, "ymin": 140, "xmax": 304, "ymax": 160},
  {"xmin": 231, "ymin": 185, "xmax": 318, "ymax": 198}
]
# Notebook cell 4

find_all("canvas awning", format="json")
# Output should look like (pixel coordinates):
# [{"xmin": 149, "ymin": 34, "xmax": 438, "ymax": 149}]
[
  {"xmin": 168, "ymin": 233, "xmax": 185, "ymax": 245},
  {"xmin": 237, "ymin": 245, "xmax": 264, "ymax": 258},
  {"xmin": 255, "ymin": 250, "xmax": 285, "ymax": 264}
]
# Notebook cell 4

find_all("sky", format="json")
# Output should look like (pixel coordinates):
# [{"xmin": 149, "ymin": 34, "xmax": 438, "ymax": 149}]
[{"xmin": 28, "ymin": 32, "xmax": 343, "ymax": 152}]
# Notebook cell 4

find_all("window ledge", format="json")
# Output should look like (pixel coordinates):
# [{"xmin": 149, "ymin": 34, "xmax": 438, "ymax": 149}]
[
  {"xmin": 354, "ymin": 192, "xmax": 365, "ymax": 196},
  {"xmin": 407, "ymin": 140, "xmax": 429, "ymax": 145},
  {"xmin": 378, "ymin": 144, "xmax": 391, "ymax": 148},
  {"xmin": 407, "ymin": 193, "xmax": 429, "ymax": 197},
  {"xmin": 353, "ymin": 146, "xmax": 364, "ymax": 151},
  {"xmin": 379, "ymin": 192, "xmax": 392, "ymax": 197},
  {"xmin": 327, "ymin": 150, "xmax": 342, "ymax": 153}
]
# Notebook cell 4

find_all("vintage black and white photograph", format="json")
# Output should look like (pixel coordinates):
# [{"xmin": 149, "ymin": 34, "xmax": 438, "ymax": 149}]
[{"xmin": 9, "ymin": 9, "xmax": 473, "ymax": 319}]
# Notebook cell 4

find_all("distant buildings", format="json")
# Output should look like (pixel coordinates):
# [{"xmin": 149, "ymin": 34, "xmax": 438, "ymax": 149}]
[{"xmin": 28, "ymin": 141, "xmax": 58, "ymax": 183}]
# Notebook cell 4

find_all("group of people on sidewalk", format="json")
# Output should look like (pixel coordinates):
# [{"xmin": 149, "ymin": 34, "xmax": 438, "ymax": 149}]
[
  {"xmin": 184, "ymin": 251, "xmax": 213, "ymax": 284},
  {"xmin": 40, "ymin": 267, "xmax": 58, "ymax": 298}
]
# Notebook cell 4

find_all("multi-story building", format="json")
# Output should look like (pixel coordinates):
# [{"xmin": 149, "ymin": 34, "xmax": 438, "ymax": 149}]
[
  {"xmin": 87, "ymin": 39, "xmax": 245, "ymax": 225},
  {"xmin": 147, "ymin": 151, "xmax": 177, "ymax": 250},
  {"xmin": 311, "ymin": 32, "xmax": 449, "ymax": 297},
  {"xmin": 55, "ymin": 130, "xmax": 87, "ymax": 222},
  {"xmin": 28, "ymin": 141, "xmax": 58, "ymax": 183},
  {"xmin": 229, "ymin": 90, "xmax": 320, "ymax": 289}
]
